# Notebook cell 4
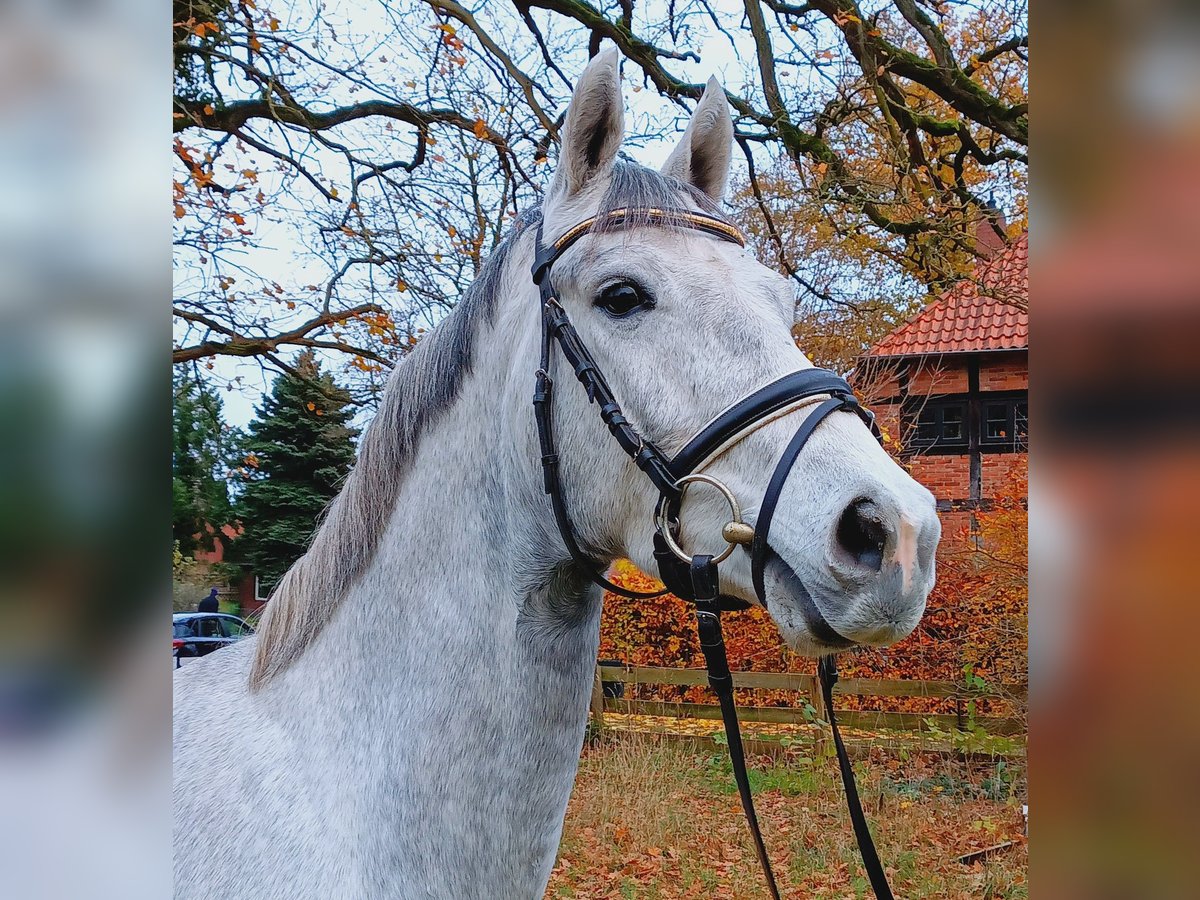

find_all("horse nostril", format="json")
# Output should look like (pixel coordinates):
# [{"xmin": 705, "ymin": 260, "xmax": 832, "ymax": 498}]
[{"xmin": 835, "ymin": 499, "xmax": 888, "ymax": 571}]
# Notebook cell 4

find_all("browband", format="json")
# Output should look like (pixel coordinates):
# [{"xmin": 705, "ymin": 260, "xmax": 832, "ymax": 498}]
[{"xmin": 532, "ymin": 207, "xmax": 745, "ymax": 285}]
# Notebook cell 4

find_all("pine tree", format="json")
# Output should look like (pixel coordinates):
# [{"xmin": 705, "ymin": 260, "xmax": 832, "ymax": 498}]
[
  {"xmin": 173, "ymin": 370, "xmax": 240, "ymax": 555},
  {"xmin": 232, "ymin": 351, "xmax": 358, "ymax": 592}
]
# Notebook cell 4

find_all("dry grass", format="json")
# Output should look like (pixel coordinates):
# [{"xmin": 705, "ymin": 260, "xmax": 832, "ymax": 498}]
[{"xmin": 546, "ymin": 731, "xmax": 1026, "ymax": 899}]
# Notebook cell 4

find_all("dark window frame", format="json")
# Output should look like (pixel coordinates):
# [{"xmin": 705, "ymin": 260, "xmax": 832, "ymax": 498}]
[
  {"xmin": 902, "ymin": 389, "xmax": 1027, "ymax": 455},
  {"xmin": 905, "ymin": 395, "xmax": 971, "ymax": 452},
  {"xmin": 980, "ymin": 391, "xmax": 1028, "ymax": 450}
]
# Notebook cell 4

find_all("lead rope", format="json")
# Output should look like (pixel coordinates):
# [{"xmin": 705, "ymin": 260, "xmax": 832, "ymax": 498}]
[
  {"xmin": 690, "ymin": 555, "xmax": 782, "ymax": 900},
  {"xmin": 691, "ymin": 553, "xmax": 897, "ymax": 900},
  {"xmin": 819, "ymin": 656, "xmax": 896, "ymax": 900}
]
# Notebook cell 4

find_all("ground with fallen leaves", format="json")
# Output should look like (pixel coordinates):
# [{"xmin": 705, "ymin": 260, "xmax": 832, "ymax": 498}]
[{"xmin": 546, "ymin": 731, "xmax": 1026, "ymax": 899}]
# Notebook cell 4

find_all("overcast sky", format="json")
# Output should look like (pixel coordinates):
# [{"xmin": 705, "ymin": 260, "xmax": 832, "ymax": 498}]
[{"xmin": 209, "ymin": 3, "xmax": 762, "ymax": 429}]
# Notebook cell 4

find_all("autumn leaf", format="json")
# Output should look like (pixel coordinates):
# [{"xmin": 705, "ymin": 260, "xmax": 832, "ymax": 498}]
[
  {"xmin": 174, "ymin": 203, "xmax": 186, "ymax": 220},
  {"xmin": 472, "ymin": 119, "xmax": 489, "ymax": 140}
]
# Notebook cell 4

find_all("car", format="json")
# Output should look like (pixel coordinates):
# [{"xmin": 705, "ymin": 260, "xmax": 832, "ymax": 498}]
[{"xmin": 174, "ymin": 612, "xmax": 255, "ymax": 667}]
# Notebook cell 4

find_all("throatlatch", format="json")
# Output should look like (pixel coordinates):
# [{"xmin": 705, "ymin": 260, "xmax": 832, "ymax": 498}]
[{"xmin": 531, "ymin": 206, "xmax": 895, "ymax": 900}]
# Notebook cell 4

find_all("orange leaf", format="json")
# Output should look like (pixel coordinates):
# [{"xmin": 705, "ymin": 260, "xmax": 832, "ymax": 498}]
[
  {"xmin": 306, "ymin": 402, "xmax": 316, "ymax": 411},
  {"xmin": 174, "ymin": 203, "xmax": 185, "ymax": 220}
]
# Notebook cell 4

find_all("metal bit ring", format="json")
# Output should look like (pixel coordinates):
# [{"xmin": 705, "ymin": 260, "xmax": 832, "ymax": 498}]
[{"xmin": 655, "ymin": 473, "xmax": 753, "ymax": 565}]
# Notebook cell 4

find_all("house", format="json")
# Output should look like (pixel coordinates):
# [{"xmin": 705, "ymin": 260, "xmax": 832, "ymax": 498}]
[
  {"xmin": 855, "ymin": 222, "xmax": 1028, "ymax": 536},
  {"xmin": 189, "ymin": 522, "xmax": 265, "ymax": 616}
]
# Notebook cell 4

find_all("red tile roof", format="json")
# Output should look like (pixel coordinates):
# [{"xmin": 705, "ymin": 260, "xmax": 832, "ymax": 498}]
[{"xmin": 865, "ymin": 233, "xmax": 1027, "ymax": 358}]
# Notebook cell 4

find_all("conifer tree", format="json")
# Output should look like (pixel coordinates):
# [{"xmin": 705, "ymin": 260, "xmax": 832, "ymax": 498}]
[
  {"xmin": 173, "ymin": 370, "xmax": 240, "ymax": 555},
  {"xmin": 233, "ymin": 351, "xmax": 358, "ymax": 591}
]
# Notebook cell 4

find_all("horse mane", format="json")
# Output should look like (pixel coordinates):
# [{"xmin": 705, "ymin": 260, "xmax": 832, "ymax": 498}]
[{"xmin": 248, "ymin": 163, "xmax": 731, "ymax": 689}]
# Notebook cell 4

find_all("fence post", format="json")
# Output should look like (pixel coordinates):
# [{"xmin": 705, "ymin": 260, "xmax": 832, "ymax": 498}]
[
  {"xmin": 809, "ymin": 675, "xmax": 828, "ymax": 756},
  {"xmin": 590, "ymin": 664, "xmax": 606, "ymax": 732}
]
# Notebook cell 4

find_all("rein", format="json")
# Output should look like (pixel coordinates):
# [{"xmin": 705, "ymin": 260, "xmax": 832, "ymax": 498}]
[{"xmin": 531, "ymin": 207, "xmax": 895, "ymax": 900}]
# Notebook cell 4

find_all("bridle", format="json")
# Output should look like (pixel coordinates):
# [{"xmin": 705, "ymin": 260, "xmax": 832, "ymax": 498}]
[{"xmin": 531, "ymin": 207, "xmax": 897, "ymax": 900}]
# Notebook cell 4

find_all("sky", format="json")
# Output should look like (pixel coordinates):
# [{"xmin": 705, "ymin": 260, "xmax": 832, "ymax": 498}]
[{"xmin": 191, "ymin": 0, "xmax": 790, "ymax": 429}]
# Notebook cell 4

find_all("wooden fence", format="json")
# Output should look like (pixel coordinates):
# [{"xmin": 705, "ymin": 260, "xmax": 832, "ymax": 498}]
[{"xmin": 595, "ymin": 664, "xmax": 1026, "ymax": 738}]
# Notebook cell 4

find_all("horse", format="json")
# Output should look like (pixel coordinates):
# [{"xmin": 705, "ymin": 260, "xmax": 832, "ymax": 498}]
[{"xmin": 173, "ymin": 48, "xmax": 940, "ymax": 899}]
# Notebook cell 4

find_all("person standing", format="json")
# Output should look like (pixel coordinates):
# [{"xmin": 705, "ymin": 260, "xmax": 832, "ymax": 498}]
[{"xmin": 197, "ymin": 587, "xmax": 219, "ymax": 613}]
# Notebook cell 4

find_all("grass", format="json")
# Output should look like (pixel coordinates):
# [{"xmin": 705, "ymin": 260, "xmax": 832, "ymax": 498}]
[{"xmin": 546, "ymin": 731, "xmax": 1026, "ymax": 899}]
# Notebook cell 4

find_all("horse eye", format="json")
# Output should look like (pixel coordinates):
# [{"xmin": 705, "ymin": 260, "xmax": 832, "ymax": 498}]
[{"xmin": 594, "ymin": 282, "xmax": 651, "ymax": 318}]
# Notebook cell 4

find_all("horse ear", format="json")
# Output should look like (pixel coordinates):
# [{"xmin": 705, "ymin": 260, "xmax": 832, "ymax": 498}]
[
  {"xmin": 550, "ymin": 47, "xmax": 625, "ymax": 200},
  {"xmin": 661, "ymin": 76, "xmax": 734, "ymax": 201}
]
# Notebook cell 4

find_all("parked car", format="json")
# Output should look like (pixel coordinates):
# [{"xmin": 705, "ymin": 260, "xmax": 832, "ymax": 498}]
[{"xmin": 174, "ymin": 612, "xmax": 255, "ymax": 667}]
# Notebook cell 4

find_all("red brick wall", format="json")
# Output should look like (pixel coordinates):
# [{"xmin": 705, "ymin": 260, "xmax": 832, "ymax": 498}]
[
  {"xmin": 870, "ymin": 401, "xmax": 902, "ymax": 447},
  {"xmin": 908, "ymin": 359, "xmax": 969, "ymax": 395},
  {"xmin": 938, "ymin": 509, "xmax": 974, "ymax": 539},
  {"xmin": 978, "ymin": 353, "xmax": 1028, "ymax": 392},
  {"xmin": 982, "ymin": 453, "xmax": 1025, "ymax": 496},
  {"xmin": 908, "ymin": 454, "xmax": 971, "ymax": 504}
]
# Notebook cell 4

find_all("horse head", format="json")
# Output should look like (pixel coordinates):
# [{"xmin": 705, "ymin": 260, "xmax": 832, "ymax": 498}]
[{"xmin": 531, "ymin": 49, "xmax": 940, "ymax": 654}]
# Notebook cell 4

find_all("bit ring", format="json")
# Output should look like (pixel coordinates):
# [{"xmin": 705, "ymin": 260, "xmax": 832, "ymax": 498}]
[{"xmin": 655, "ymin": 473, "xmax": 753, "ymax": 565}]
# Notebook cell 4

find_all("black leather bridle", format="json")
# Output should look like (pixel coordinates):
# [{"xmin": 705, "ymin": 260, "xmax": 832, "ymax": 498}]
[{"xmin": 531, "ymin": 207, "xmax": 895, "ymax": 900}]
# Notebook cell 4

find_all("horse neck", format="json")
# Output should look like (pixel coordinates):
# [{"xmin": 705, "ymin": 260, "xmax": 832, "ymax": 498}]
[{"xmin": 259, "ymin": 291, "xmax": 603, "ymax": 885}]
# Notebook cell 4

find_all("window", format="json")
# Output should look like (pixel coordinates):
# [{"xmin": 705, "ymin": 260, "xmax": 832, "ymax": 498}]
[
  {"xmin": 196, "ymin": 616, "xmax": 223, "ymax": 639},
  {"xmin": 982, "ymin": 397, "xmax": 1028, "ymax": 448},
  {"xmin": 904, "ymin": 387, "xmax": 1027, "ymax": 454},
  {"xmin": 220, "ymin": 617, "xmax": 249, "ymax": 638},
  {"xmin": 911, "ymin": 399, "xmax": 969, "ymax": 450},
  {"xmin": 173, "ymin": 621, "xmax": 195, "ymax": 639}
]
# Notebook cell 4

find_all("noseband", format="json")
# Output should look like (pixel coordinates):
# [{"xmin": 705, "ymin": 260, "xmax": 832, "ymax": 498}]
[{"xmin": 531, "ymin": 207, "xmax": 895, "ymax": 900}]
